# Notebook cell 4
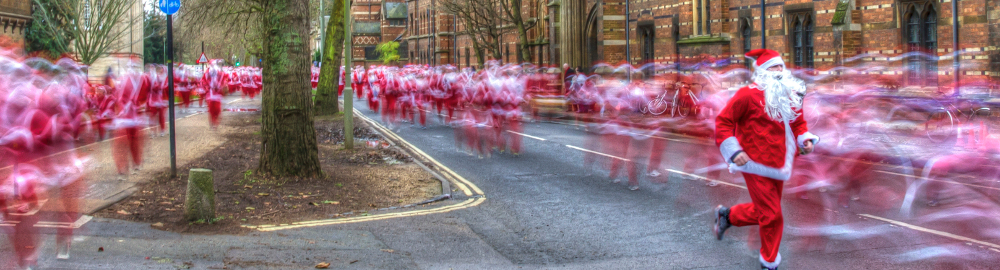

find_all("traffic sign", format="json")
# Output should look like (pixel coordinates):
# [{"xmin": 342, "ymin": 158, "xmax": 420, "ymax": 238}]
[
  {"xmin": 159, "ymin": 0, "xmax": 181, "ymax": 15},
  {"xmin": 196, "ymin": 52, "xmax": 209, "ymax": 64}
]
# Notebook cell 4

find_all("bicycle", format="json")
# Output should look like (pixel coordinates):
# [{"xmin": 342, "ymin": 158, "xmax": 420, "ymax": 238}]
[
  {"xmin": 641, "ymin": 90, "xmax": 671, "ymax": 116},
  {"xmin": 925, "ymin": 100, "xmax": 991, "ymax": 145},
  {"xmin": 672, "ymin": 83, "xmax": 702, "ymax": 117}
]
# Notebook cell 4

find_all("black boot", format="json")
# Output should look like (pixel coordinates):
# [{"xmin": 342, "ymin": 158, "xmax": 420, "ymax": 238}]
[
  {"xmin": 760, "ymin": 263, "xmax": 778, "ymax": 270},
  {"xmin": 714, "ymin": 205, "xmax": 731, "ymax": 240}
]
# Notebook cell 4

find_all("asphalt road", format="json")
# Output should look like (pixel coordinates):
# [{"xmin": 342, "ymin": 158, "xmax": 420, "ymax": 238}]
[{"xmin": 5, "ymin": 96, "xmax": 1000, "ymax": 269}]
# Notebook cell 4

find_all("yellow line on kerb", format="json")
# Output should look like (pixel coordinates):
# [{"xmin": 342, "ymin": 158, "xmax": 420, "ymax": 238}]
[
  {"xmin": 354, "ymin": 109, "xmax": 483, "ymax": 197},
  {"xmin": 246, "ymin": 198, "xmax": 485, "ymax": 231},
  {"xmin": 243, "ymin": 110, "xmax": 488, "ymax": 231}
]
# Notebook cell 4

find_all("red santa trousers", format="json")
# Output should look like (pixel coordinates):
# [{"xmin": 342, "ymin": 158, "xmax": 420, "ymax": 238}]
[
  {"xmin": 208, "ymin": 100, "xmax": 223, "ymax": 127},
  {"xmin": 113, "ymin": 127, "xmax": 145, "ymax": 174},
  {"xmin": 728, "ymin": 172, "xmax": 784, "ymax": 264},
  {"xmin": 179, "ymin": 91, "xmax": 193, "ymax": 108},
  {"xmin": 149, "ymin": 107, "xmax": 167, "ymax": 133}
]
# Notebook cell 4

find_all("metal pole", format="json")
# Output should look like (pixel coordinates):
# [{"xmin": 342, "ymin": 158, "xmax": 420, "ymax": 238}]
[
  {"xmin": 454, "ymin": 14, "xmax": 458, "ymax": 66},
  {"xmin": 344, "ymin": 0, "xmax": 355, "ymax": 149},
  {"xmin": 761, "ymin": 0, "xmax": 767, "ymax": 49},
  {"xmin": 626, "ymin": 0, "xmax": 631, "ymax": 81},
  {"xmin": 952, "ymin": 0, "xmax": 960, "ymax": 96},
  {"xmin": 167, "ymin": 14, "xmax": 177, "ymax": 177}
]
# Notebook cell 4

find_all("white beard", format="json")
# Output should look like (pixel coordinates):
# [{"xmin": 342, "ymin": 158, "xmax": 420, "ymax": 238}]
[{"xmin": 753, "ymin": 69, "xmax": 805, "ymax": 122}]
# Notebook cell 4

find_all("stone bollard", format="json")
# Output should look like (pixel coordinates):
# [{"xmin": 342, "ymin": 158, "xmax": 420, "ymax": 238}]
[{"xmin": 184, "ymin": 168, "xmax": 216, "ymax": 221}]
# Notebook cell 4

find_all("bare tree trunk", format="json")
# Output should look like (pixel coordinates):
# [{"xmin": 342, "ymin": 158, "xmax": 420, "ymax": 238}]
[
  {"xmin": 516, "ymin": 24, "xmax": 530, "ymax": 63},
  {"xmin": 314, "ymin": 0, "xmax": 347, "ymax": 116},
  {"xmin": 258, "ymin": 0, "xmax": 323, "ymax": 177}
]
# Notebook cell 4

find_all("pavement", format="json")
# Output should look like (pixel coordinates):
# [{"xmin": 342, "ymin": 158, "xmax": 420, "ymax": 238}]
[{"xmin": 2, "ymin": 96, "xmax": 1000, "ymax": 269}]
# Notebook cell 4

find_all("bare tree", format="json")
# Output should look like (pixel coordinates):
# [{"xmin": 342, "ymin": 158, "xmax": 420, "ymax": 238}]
[
  {"xmin": 498, "ymin": 0, "xmax": 539, "ymax": 63},
  {"xmin": 72, "ymin": 0, "xmax": 139, "ymax": 66},
  {"xmin": 438, "ymin": 0, "xmax": 508, "ymax": 66}
]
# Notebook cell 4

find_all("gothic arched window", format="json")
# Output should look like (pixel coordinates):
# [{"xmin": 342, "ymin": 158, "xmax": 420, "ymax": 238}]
[
  {"xmin": 902, "ymin": 2, "xmax": 938, "ymax": 86},
  {"xmin": 789, "ymin": 12, "xmax": 814, "ymax": 69}
]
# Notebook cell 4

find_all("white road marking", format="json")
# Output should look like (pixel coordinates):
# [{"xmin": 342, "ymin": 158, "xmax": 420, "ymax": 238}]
[
  {"xmin": 875, "ymin": 170, "xmax": 1000, "ymax": 191},
  {"xmin": 665, "ymin": 169, "xmax": 748, "ymax": 189},
  {"xmin": 859, "ymin": 214, "xmax": 1000, "ymax": 252},
  {"xmin": 564, "ymin": 145, "xmax": 630, "ymax": 161},
  {"xmin": 507, "ymin": 131, "xmax": 547, "ymax": 141}
]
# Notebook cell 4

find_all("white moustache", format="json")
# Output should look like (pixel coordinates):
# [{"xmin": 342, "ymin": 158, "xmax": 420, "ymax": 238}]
[{"xmin": 754, "ymin": 70, "xmax": 805, "ymax": 122}]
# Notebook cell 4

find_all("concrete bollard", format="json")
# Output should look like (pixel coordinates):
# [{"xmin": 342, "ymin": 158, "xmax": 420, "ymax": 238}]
[{"xmin": 184, "ymin": 168, "xmax": 216, "ymax": 221}]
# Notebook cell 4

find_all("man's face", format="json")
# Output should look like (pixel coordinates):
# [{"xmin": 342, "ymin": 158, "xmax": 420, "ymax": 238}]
[{"xmin": 766, "ymin": 65, "xmax": 784, "ymax": 72}]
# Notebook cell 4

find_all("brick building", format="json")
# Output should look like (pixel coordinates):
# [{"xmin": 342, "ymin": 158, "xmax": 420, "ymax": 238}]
[
  {"xmin": 352, "ymin": 0, "xmax": 999, "ymax": 92},
  {"xmin": 0, "ymin": 0, "xmax": 31, "ymax": 44}
]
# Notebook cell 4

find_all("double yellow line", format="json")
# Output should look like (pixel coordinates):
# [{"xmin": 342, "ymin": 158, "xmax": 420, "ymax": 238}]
[{"xmin": 244, "ymin": 109, "xmax": 485, "ymax": 231}]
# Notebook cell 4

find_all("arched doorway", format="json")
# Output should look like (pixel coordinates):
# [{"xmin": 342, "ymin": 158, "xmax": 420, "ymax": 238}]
[{"xmin": 585, "ymin": 4, "xmax": 601, "ymax": 67}]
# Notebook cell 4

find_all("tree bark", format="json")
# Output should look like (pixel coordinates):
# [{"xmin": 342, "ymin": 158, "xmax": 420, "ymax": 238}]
[
  {"xmin": 314, "ymin": 0, "xmax": 347, "ymax": 116},
  {"xmin": 258, "ymin": 0, "xmax": 323, "ymax": 177}
]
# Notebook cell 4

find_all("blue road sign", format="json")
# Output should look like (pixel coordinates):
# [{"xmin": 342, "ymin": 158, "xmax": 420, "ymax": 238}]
[{"xmin": 159, "ymin": 0, "xmax": 181, "ymax": 15}]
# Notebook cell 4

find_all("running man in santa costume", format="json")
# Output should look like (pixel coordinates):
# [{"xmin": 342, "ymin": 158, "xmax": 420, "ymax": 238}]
[{"xmin": 712, "ymin": 49, "xmax": 819, "ymax": 270}]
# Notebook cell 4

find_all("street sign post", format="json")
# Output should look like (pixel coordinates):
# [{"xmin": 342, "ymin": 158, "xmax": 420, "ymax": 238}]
[{"xmin": 160, "ymin": 0, "xmax": 181, "ymax": 177}]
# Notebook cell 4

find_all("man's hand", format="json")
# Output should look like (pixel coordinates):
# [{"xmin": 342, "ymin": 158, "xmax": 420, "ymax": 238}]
[
  {"xmin": 732, "ymin": 152, "xmax": 751, "ymax": 166},
  {"xmin": 801, "ymin": 140, "xmax": 814, "ymax": 155}
]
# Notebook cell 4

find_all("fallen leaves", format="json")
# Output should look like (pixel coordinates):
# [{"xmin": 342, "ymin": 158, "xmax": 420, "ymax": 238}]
[
  {"xmin": 151, "ymin": 222, "xmax": 164, "ymax": 228},
  {"xmin": 116, "ymin": 210, "xmax": 131, "ymax": 215},
  {"xmin": 315, "ymin": 262, "xmax": 330, "ymax": 268},
  {"xmin": 381, "ymin": 249, "xmax": 395, "ymax": 253},
  {"xmin": 257, "ymin": 193, "xmax": 270, "ymax": 196},
  {"xmin": 322, "ymin": 200, "xmax": 339, "ymax": 205}
]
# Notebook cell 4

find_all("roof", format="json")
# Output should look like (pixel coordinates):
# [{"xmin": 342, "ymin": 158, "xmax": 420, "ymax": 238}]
[
  {"xmin": 384, "ymin": 2, "xmax": 407, "ymax": 19},
  {"xmin": 354, "ymin": 21, "xmax": 381, "ymax": 34}
]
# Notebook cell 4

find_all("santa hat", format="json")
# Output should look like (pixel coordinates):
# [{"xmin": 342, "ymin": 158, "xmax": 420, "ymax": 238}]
[{"xmin": 745, "ymin": 49, "xmax": 785, "ymax": 71}]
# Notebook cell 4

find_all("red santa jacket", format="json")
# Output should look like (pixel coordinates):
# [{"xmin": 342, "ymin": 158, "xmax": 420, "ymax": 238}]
[{"xmin": 715, "ymin": 83, "xmax": 819, "ymax": 181}]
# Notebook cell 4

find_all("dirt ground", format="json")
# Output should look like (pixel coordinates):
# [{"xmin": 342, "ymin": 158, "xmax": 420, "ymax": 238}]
[{"xmin": 95, "ymin": 112, "xmax": 442, "ymax": 234}]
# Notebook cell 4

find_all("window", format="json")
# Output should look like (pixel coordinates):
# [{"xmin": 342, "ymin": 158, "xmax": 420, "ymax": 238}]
[
  {"xmin": 638, "ymin": 24, "xmax": 655, "ymax": 76},
  {"xmin": 693, "ymin": 0, "xmax": 710, "ymax": 35},
  {"xmin": 741, "ymin": 18, "xmax": 753, "ymax": 70},
  {"xmin": 465, "ymin": 47, "xmax": 470, "ymax": 67},
  {"xmin": 505, "ymin": 45, "xmax": 510, "ymax": 63},
  {"xmin": 399, "ymin": 41, "xmax": 408, "ymax": 59},
  {"xmin": 901, "ymin": 1, "xmax": 938, "ymax": 86},
  {"xmin": 788, "ymin": 12, "xmax": 814, "ymax": 69},
  {"xmin": 364, "ymin": 46, "xmax": 378, "ymax": 60},
  {"xmin": 991, "ymin": 54, "xmax": 1000, "ymax": 78},
  {"xmin": 388, "ymin": 19, "xmax": 405, "ymax": 27}
]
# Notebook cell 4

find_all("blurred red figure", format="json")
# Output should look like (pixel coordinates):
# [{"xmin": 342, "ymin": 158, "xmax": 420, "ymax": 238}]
[
  {"xmin": 111, "ymin": 80, "xmax": 146, "ymax": 176},
  {"xmin": 147, "ymin": 65, "xmax": 168, "ymax": 136},
  {"xmin": 176, "ymin": 64, "xmax": 193, "ymax": 110}
]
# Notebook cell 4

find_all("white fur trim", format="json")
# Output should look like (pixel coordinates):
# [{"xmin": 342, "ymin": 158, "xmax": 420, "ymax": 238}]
[
  {"xmin": 726, "ymin": 121, "xmax": 796, "ymax": 181},
  {"xmin": 756, "ymin": 57, "xmax": 785, "ymax": 71},
  {"xmin": 719, "ymin": 136, "xmax": 743, "ymax": 163},
  {"xmin": 760, "ymin": 253, "xmax": 781, "ymax": 269},
  {"xmin": 797, "ymin": 131, "xmax": 820, "ymax": 148}
]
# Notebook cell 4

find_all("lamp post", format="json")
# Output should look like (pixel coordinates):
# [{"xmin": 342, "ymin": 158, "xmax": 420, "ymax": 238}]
[
  {"xmin": 952, "ymin": 0, "xmax": 960, "ymax": 97},
  {"xmin": 761, "ymin": 0, "xmax": 767, "ymax": 49},
  {"xmin": 343, "ymin": 0, "xmax": 355, "ymax": 149}
]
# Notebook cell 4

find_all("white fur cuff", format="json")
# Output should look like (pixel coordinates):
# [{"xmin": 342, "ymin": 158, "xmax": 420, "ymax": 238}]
[
  {"xmin": 797, "ymin": 131, "xmax": 820, "ymax": 148},
  {"xmin": 760, "ymin": 253, "xmax": 781, "ymax": 269},
  {"xmin": 719, "ymin": 136, "xmax": 743, "ymax": 164}
]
